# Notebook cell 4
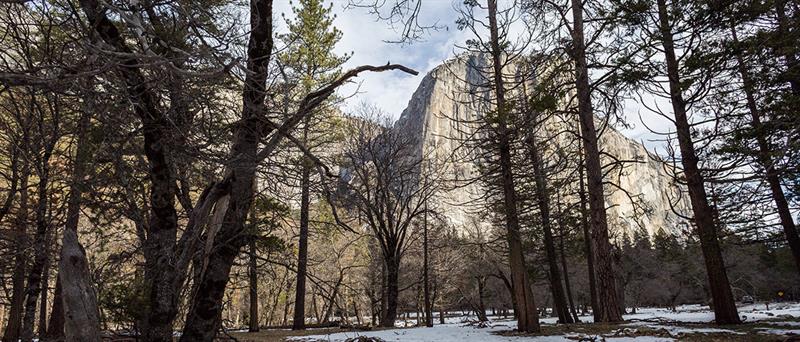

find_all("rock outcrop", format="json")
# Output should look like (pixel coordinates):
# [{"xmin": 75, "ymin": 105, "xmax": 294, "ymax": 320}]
[{"xmin": 392, "ymin": 54, "xmax": 690, "ymax": 238}]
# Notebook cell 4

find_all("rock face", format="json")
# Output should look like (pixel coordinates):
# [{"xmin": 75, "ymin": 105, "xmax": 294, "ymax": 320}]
[{"xmin": 392, "ymin": 55, "xmax": 690, "ymax": 239}]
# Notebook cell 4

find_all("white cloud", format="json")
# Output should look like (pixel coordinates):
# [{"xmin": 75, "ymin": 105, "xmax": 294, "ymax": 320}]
[{"xmin": 276, "ymin": 0, "xmax": 466, "ymax": 120}]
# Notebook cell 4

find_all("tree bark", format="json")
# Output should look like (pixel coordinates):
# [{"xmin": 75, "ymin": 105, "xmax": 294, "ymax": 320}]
[
  {"xmin": 476, "ymin": 277, "xmax": 488, "ymax": 322},
  {"xmin": 58, "ymin": 97, "xmax": 101, "ymax": 342},
  {"xmin": 179, "ymin": 1, "xmax": 273, "ymax": 340},
  {"xmin": 322, "ymin": 276, "xmax": 343, "ymax": 323},
  {"xmin": 44, "ymin": 278, "xmax": 64, "ymax": 340},
  {"xmin": 21, "ymin": 144, "xmax": 55, "ymax": 342},
  {"xmin": 78, "ymin": 1, "xmax": 182, "ymax": 339},
  {"xmin": 249, "ymin": 239, "xmax": 259, "ymax": 332},
  {"xmin": 578, "ymin": 151, "xmax": 599, "ymax": 321},
  {"xmin": 731, "ymin": 25, "xmax": 800, "ymax": 275},
  {"xmin": 486, "ymin": 0, "xmax": 540, "ymax": 333},
  {"xmin": 380, "ymin": 256, "xmax": 400, "ymax": 327},
  {"xmin": 0, "ymin": 145, "xmax": 19, "ymax": 225},
  {"xmin": 2, "ymin": 169, "xmax": 29, "ymax": 342},
  {"xmin": 422, "ymin": 205, "xmax": 433, "ymax": 327},
  {"xmin": 181, "ymin": 230, "xmax": 245, "ymax": 340},
  {"xmin": 556, "ymin": 201, "xmax": 580, "ymax": 323},
  {"xmin": 529, "ymin": 133, "xmax": 572, "ymax": 324},
  {"xmin": 380, "ymin": 257, "xmax": 388, "ymax": 326},
  {"xmin": 38, "ymin": 257, "xmax": 50, "ymax": 336},
  {"xmin": 292, "ymin": 159, "xmax": 311, "ymax": 330},
  {"xmin": 569, "ymin": 0, "xmax": 622, "ymax": 322},
  {"xmin": 655, "ymin": 0, "xmax": 740, "ymax": 324}
]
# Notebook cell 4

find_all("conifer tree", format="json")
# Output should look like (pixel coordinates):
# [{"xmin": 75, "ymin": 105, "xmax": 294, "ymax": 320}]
[{"xmin": 279, "ymin": 0, "xmax": 350, "ymax": 330}]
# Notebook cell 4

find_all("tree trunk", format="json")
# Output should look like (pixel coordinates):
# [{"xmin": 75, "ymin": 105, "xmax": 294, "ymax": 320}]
[
  {"xmin": 569, "ymin": 0, "xmax": 622, "ymax": 323},
  {"xmin": 496, "ymin": 270, "xmax": 518, "ymax": 319},
  {"xmin": 38, "ymin": 257, "xmax": 50, "ymax": 336},
  {"xmin": 21, "ymin": 147, "xmax": 54, "ymax": 342},
  {"xmin": 354, "ymin": 299, "xmax": 362, "ymax": 325},
  {"xmin": 487, "ymin": 0, "xmax": 540, "ymax": 332},
  {"xmin": 249, "ymin": 239, "xmax": 259, "ymax": 332},
  {"xmin": 282, "ymin": 290, "xmax": 291, "ymax": 326},
  {"xmin": 58, "ymin": 100, "xmax": 101, "ymax": 342},
  {"xmin": 731, "ymin": 25, "xmax": 800, "ymax": 275},
  {"xmin": 615, "ymin": 250, "xmax": 626, "ymax": 316},
  {"xmin": 578, "ymin": 152, "xmax": 599, "ymax": 320},
  {"xmin": 476, "ymin": 278, "xmax": 489, "ymax": 322},
  {"xmin": 292, "ymin": 160, "xmax": 311, "ymax": 330},
  {"xmin": 655, "ymin": 0, "xmax": 740, "ymax": 324},
  {"xmin": 78, "ymin": 1, "xmax": 183, "ymax": 339},
  {"xmin": 380, "ymin": 261, "xmax": 388, "ymax": 326},
  {"xmin": 422, "ymin": 204, "xmax": 433, "ymax": 327},
  {"xmin": 381, "ymin": 257, "xmax": 400, "ymax": 327},
  {"xmin": 179, "ymin": 2, "xmax": 273, "ymax": 339},
  {"xmin": 181, "ymin": 229, "xmax": 245, "ymax": 340},
  {"xmin": 529, "ymin": 133, "xmax": 572, "ymax": 324},
  {"xmin": 558, "ymin": 218, "xmax": 580, "ymax": 323},
  {"xmin": 323, "ymin": 276, "xmax": 343, "ymax": 323},
  {"xmin": 2, "ymin": 170, "xmax": 29, "ymax": 342},
  {"xmin": 44, "ymin": 278, "xmax": 64, "ymax": 340}
]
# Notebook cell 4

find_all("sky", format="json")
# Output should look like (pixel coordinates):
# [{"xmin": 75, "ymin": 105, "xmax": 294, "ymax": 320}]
[{"xmin": 273, "ymin": 1, "xmax": 675, "ymax": 153}]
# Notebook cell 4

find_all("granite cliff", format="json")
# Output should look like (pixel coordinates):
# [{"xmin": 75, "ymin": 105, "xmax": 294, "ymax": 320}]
[{"xmin": 391, "ymin": 54, "xmax": 690, "ymax": 238}]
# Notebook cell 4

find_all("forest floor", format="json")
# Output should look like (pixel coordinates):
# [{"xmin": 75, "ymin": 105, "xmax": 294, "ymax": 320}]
[{"xmin": 228, "ymin": 302, "xmax": 800, "ymax": 341}]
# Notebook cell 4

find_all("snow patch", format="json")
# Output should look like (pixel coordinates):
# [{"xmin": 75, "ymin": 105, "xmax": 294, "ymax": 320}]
[
  {"xmin": 755, "ymin": 328, "xmax": 800, "ymax": 336},
  {"xmin": 288, "ymin": 303, "xmax": 800, "ymax": 342},
  {"xmin": 764, "ymin": 321, "xmax": 800, "ymax": 327}
]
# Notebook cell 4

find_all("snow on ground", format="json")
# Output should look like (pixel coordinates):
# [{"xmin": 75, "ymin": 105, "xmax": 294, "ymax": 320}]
[
  {"xmin": 755, "ymin": 328, "xmax": 800, "ymax": 336},
  {"xmin": 618, "ymin": 302, "xmax": 800, "ymax": 323},
  {"xmin": 623, "ymin": 322, "xmax": 744, "ymax": 335},
  {"xmin": 290, "ymin": 321, "xmax": 675, "ymax": 342},
  {"xmin": 765, "ymin": 321, "xmax": 800, "ymax": 327},
  {"xmin": 289, "ymin": 303, "xmax": 800, "ymax": 341}
]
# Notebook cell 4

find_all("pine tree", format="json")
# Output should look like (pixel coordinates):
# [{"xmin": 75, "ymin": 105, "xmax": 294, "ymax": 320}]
[
  {"xmin": 279, "ymin": 0, "xmax": 350, "ymax": 330},
  {"xmin": 652, "ymin": 0, "xmax": 740, "ymax": 324},
  {"xmin": 713, "ymin": 0, "xmax": 800, "ymax": 275},
  {"xmin": 280, "ymin": 0, "xmax": 350, "ymax": 91}
]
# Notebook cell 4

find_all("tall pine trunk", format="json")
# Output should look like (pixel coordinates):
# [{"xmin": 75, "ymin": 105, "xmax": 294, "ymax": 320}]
[
  {"xmin": 292, "ymin": 154, "xmax": 311, "ymax": 330},
  {"xmin": 577, "ymin": 150, "xmax": 599, "ymax": 320},
  {"xmin": 487, "ymin": 0, "xmax": 540, "ymax": 332},
  {"xmin": 569, "ymin": 0, "xmax": 622, "ymax": 322},
  {"xmin": 529, "ymin": 134, "xmax": 572, "ymax": 324},
  {"xmin": 655, "ymin": 0, "xmax": 740, "ymax": 324}
]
